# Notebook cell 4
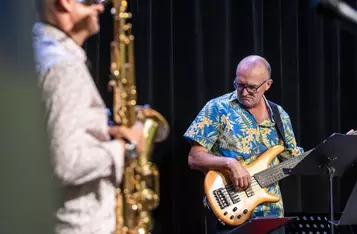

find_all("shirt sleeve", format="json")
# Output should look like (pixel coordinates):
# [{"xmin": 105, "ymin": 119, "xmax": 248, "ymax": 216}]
[
  {"xmin": 40, "ymin": 60, "xmax": 124, "ymax": 186},
  {"xmin": 183, "ymin": 100, "xmax": 222, "ymax": 151},
  {"xmin": 278, "ymin": 106, "xmax": 304, "ymax": 160}
]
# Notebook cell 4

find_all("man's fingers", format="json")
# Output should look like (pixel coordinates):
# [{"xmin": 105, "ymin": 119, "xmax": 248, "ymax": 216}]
[
  {"xmin": 247, "ymin": 175, "xmax": 252, "ymax": 187},
  {"xmin": 108, "ymin": 127, "xmax": 117, "ymax": 135},
  {"xmin": 347, "ymin": 129, "xmax": 355, "ymax": 135},
  {"xmin": 240, "ymin": 177, "xmax": 247, "ymax": 190},
  {"xmin": 240, "ymin": 177, "xmax": 246, "ymax": 190},
  {"xmin": 134, "ymin": 121, "xmax": 144, "ymax": 129},
  {"xmin": 236, "ymin": 175, "xmax": 251, "ymax": 190},
  {"xmin": 109, "ymin": 126, "xmax": 127, "ymax": 138},
  {"xmin": 245, "ymin": 177, "xmax": 251, "ymax": 189},
  {"xmin": 233, "ymin": 178, "xmax": 240, "ymax": 190}
]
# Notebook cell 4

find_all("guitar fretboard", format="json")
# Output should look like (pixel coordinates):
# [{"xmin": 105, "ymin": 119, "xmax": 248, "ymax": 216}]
[{"xmin": 254, "ymin": 149, "xmax": 313, "ymax": 188}]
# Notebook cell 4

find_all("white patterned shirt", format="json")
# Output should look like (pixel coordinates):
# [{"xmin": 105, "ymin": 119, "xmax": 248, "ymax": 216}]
[{"xmin": 33, "ymin": 22, "xmax": 124, "ymax": 234}]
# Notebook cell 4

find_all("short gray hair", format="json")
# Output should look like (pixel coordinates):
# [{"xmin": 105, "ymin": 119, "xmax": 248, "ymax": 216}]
[{"xmin": 266, "ymin": 62, "xmax": 271, "ymax": 78}]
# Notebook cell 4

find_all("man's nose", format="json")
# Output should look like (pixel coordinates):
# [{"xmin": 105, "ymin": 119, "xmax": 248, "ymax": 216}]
[
  {"xmin": 241, "ymin": 87, "xmax": 249, "ymax": 96},
  {"xmin": 93, "ymin": 2, "xmax": 105, "ymax": 13}
]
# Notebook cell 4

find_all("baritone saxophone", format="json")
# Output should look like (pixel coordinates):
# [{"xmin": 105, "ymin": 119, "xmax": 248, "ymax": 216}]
[{"xmin": 108, "ymin": 0, "xmax": 170, "ymax": 233}]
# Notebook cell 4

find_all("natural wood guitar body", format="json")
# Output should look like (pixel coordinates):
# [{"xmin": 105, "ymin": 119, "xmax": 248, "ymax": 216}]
[{"xmin": 204, "ymin": 145, "xmax": 285, "ymax": 226}]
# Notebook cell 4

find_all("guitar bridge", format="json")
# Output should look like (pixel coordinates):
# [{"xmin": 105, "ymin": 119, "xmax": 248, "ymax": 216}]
[{"xmin": 213, "ymin": 188, "xmax": 231, "ymax": 209}]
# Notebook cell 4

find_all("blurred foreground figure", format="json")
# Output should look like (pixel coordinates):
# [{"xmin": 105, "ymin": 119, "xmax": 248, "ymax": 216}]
[
  {"xmin": 0, "ymin": 1, "xmax": 55, "ymax": 234},
  {"xmin": 32, "ymin": 0, "xmax": 145, "ymax": 233}
]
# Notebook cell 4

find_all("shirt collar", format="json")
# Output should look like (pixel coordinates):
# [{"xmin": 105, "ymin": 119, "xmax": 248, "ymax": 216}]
[
  {"xmin": 228, "ymin": 91, "xmax": 238, "ymax": 102},
  {"xmin": 32, "ymin": 22, "xmax": 87, "ymax": 61},
  {"xmin": 264, "ymin": 96, "xmax": 274, "ymax": 120}
]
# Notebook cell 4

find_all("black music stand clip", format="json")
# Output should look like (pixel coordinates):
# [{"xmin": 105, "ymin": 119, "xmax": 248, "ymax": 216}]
[{"xmin": 284, "ymin": 133, "xmax": 357, "ymax": 234}]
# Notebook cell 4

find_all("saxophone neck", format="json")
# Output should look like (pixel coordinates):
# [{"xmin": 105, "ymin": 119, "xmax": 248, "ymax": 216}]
[{"xmin": 110, "ymin": 0, "xmax": 137, "ymax": 127}]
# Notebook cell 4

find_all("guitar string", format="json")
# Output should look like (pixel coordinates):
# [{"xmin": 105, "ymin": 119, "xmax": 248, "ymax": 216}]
[
  {"xmin": 221, "ymin": 158, "xmax": 300, "ymax": 199},
  {"xmin": 215, "ymin": 134, "xmax": 357, "ymax": 210},
  {"xmin": 219, "ymin": 178, "xmax": 287, "ymax": 208},
  {"xmin": 216, "ymin": 178, "xmax": 285, "ymax": 211},
  {"xmin": 223, "ymin": 155, "xmax": 303, "ymax": 192},
  {"xmin": 220, "ymin": 160, "xmax": 299, "ymax": 205},
  {"xmin": 223, "ymin": 132, "xmax": 355, "ymax": 193},
  {"xmin": 218, "ymin": 181, "xmax": 262, "ymax": 207},
  {"xmin": 217, "ymin": 151, "xmax": 314, "ymax": 207},
  {"xmin": 252, "ymin": 149, "xmax": 313, "ymax": 180}
]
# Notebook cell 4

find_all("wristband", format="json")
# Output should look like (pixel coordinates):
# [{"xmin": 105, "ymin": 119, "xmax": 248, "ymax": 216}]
[{"xmin": 122, "ymin": 137, "xmax": 137, "ymax": 159}]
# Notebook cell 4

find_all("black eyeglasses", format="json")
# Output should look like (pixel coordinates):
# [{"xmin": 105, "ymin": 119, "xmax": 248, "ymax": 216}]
[
  {"xmin": 233, "ymin": 79, "xmax": 270, "ymax": 94},
  {"xmin": 77, "ymin": 0, "xmax": 106, "ymax": 5}
]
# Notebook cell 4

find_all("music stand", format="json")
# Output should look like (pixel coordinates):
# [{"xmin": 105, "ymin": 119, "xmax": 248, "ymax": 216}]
[
  {"xmin": 284, "ymin": 133, "xmax": 357, "ymax": 234},
  {"xmin": 331, "ymin": 180, "xmax": 357, "ymax": 226},
  {"xmin": 226, "ymin": 217, "xmax": 295, "ymax": 234}
]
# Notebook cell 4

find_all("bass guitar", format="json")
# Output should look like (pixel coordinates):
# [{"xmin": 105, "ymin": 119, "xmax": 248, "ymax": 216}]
[{"xmin": 204, "ymin": 145, "xmax": 313, "ymax": 226}]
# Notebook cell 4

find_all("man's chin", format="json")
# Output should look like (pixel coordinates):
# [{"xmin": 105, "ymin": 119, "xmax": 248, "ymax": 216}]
[{"xmin": 238, "ymin": 97, "xmax": 254, "ymax": 108}]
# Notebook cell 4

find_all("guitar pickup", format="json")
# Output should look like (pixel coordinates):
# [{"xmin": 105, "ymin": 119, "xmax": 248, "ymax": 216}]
[
  {"xmin": 245, "ymin": 187, "xmax": 255, "ymax": 197},
  {"xmin": 226, "ymin": 186, "xmax": 241, "ymax": 204}
]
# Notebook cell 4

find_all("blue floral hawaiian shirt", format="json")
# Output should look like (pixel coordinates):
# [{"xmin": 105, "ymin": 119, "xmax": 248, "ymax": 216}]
[{"xmin": 184, "ymin": 91, "xmax": 304, "ymax": 218}]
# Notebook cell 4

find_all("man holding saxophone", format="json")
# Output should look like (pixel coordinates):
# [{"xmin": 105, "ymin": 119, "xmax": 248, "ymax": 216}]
[{"xmin": 32, "ymin": 0, "xmax": 144, "ymax": 233}]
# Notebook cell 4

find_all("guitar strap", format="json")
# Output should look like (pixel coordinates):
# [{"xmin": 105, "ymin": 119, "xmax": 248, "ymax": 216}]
[{"xmin": 268, "ymin": 100, "xmax": 287, "ymax": 148}]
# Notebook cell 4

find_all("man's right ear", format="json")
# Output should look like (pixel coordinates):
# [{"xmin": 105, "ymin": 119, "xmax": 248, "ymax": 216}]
[{"xmin": 265, "ymin": 79, "xmax": 273, "ymax": 91}]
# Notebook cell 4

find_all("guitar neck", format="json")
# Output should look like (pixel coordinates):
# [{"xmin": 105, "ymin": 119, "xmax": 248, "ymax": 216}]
[{"xmin": 254, "ymin": 149, "xmax": 313, "ymax": 188}]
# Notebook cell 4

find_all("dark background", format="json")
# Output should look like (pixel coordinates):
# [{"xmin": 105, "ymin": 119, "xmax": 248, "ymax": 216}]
[{"xmin": 85, "ymin": 0, "xmax": 357, "ymax": 233}]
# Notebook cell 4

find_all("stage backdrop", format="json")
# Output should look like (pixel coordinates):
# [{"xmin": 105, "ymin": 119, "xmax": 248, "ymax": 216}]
[{"xmin": 85, "ymin": 0, "xmax": 357, "ymax": 233}]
